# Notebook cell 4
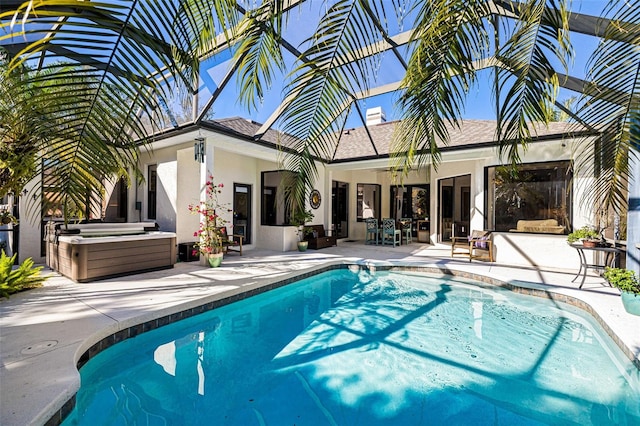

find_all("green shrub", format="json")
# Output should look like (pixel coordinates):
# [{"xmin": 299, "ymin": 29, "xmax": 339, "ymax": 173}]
[
  {"xmin": 0, "ymin": 250, "xmax": 48, "ymax": 298},
  {"xmin": 603, "ymin": 267, "xmax": 640, "ymax": 294}
]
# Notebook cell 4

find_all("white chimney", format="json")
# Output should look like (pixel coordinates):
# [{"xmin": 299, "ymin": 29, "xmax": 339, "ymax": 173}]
[{"xmin": 366, "ymin": 107, "xmax": 386, "ymax": 126}]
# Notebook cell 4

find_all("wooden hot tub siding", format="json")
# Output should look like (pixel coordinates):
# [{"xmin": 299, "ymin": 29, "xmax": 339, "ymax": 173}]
[{"xmin": 47, "ymin": 236, "xmax": 176, "ymax": 282}]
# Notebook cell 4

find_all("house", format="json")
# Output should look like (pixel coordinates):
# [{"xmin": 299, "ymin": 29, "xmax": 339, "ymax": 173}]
[{"xmin": 13, "ymin": 108, "xmax": 608, "ymax": 272}]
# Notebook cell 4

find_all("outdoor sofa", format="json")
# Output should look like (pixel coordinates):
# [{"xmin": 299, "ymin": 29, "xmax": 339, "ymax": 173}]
[{"xmin": 304, "ymin": 225, "xmax": 337, "ymax": 250}]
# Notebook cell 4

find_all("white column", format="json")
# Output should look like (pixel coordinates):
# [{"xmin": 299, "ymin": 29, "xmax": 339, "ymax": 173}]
[
  {"xmin": 199, "ymin": 136, "xmax": 215, "ymax": 199},
  {"xmin": 628, "ymin": 146, "xmax": 639, "ymax": 275}
]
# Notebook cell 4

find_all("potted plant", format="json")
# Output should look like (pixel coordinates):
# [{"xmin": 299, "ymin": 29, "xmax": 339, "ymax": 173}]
[
  {"xmin": 291, "ymin": 208, "xmax": 314, "ymax": 251},
  {"xmin": 0, "ymin": 210, "xmax": 17, "ymax": 225},
  {"xmin": 188, "ymin": 176, "xmax": 232, "ymax": 267},
  {"xmin": 603, "ymin": 267, "xmax": 640, "ymax": 316},
  {"xmin": 567, "ymin": 225, "xmax": 601, "ymax": 247}
]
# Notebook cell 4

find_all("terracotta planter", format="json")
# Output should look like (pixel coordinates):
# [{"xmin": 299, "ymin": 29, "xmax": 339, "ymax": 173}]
[
  {"xmin": 581, "ymin": 239, "xmax": 597, "ymax": 248},
  {"xmin": 621, "ymin": 291, "xmax": 640, "ymax": 316},
  {"xmin": 206, "ymin": 252, "xmax": 223, "ymax": 267}
]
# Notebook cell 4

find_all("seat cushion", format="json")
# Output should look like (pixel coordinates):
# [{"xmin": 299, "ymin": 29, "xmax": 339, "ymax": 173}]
[
  {"xmin": 508, "ymin": 219, "xmax": 565, "ymax": 234},
  {"xmin": 469, "ymin": 234, "xmax": 489, "ymax": 249}
]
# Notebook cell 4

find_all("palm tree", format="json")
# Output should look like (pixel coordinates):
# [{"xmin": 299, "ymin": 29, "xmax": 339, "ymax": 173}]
[
  {"xmin": 0, "ymin": 55, "xmax": 126, "ymax": 219},
  {"xmin": 0, "ymin": 0, "xmax": 637, "ymax": 233},
  {"xmin": 0, "ymin": 0, "xmax": 226, "ymax": 217},
  {"xmin": 571, "ymin": 2, "xmax": 639, "ymax": 217},
  {"xmin": 0, "ymin": 57, "xmax": 42, "ymax": 199}
]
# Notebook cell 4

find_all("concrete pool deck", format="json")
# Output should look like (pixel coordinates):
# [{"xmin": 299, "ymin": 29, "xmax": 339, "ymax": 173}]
[{"xmin": 2, "ymin": 241, "xmax": 639, "ymax": 425}]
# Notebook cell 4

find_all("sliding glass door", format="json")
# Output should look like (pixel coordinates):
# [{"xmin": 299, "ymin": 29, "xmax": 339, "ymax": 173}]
[
  {"xmin": 438, "ymin": 174, "xmax": 470, "ymax": 242},
  {"xmin": 389, "ymin": 184, "xmax": 430, "ymax": 237}
]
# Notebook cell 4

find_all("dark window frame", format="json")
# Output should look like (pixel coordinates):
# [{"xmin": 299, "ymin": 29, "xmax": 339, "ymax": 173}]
[
  {"xmin": 147, "ymin": 164, "xmax": 157, "ymax": 220},
  {"xmin": 389, "ymin": 184, "xmax": 430, "ymax": 221},
  {"xmin": 260, "ymin": 170, "xmax": 296, "ymax": 226},
  {"xmin": 233, "ymin": 182, "xmax": 251, "ymax": 243},
  {"xmin": 356, "ymin": 183, "xmax": 381, "ymax": 222},
  {"xmin": 485, "ymin": 160, "xmax": 572, "ymax": 233}
]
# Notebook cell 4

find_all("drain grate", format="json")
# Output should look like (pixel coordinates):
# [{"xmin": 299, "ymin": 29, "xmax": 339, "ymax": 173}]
[{"xmin": 21, "ymin": 340, "xmax": 58, "ymax": 355}]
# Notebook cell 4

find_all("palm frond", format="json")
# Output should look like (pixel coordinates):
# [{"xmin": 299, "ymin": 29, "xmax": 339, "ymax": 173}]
[
  {"xmin": 0, "ymin": 59, "xmax": 42, "ymax": 198},
  {"xmin": 494, "ymin": 0, "xmax": 572, "ymax": 167},
  {"xmin": 572, "ymin": 1, "xmax": 640, "ymax": 216},
  {"xmin": 233, "ymin": 1, "xmax": 287, "ymax": 112},
  {"xmin": 392, "ymin": 0, "xmax": 492, "ymax": 177},
  {"xmin": 0, "ymin": 0, "xmax": 238, "ymax": 220},
  {"xmin": 277, "ymin": 0, "xmax": 396, "ymax": 206}
]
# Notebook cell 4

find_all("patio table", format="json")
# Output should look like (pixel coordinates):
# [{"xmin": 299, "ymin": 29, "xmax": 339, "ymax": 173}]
[{"xmin": 570, "ymin": 243, "xmax": 623, "ymax": 289}]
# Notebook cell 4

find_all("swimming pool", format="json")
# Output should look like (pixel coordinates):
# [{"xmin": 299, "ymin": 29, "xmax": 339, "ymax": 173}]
[{"xmin": 63, "ymin": 267, "xmax": 640, "ymax": 425}]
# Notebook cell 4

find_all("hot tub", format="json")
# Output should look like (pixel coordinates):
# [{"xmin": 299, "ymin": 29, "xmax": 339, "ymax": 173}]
[{"xmin": 45, "ymin": 222, "xmax": 176, "ymax": 282}]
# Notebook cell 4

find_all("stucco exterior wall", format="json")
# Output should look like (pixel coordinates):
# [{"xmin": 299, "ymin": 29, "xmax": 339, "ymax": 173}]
[
  {"xmin": 492, "ymin": 232, "xmax": 581, "ymax": 270},
  {"xmin": 176, "ymin": 146, "xmax": 200, "ymax": 244},
  {"xmin": 16, "ymin": 128, "xmax": 606, "ymax": 271}
]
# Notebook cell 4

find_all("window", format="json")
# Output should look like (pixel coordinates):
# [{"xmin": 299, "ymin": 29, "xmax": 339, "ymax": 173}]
[
  {"xmin": 148, "ymin": 165, "xmax": 157, "ymax": 220},
  {"xmin": 104, "ymin": 178, "xmax": 127, "ymax": 222},
  {"xmin": 487, "ymin": 161, "xmax": 571, "ymax": 232},
  {"xmin": 389, "ymin": 185, "xmax": 429, "ymax": 220},
  {"xmin": 261, "ymin": 170, "xmax": 296, "ymax": 225},
  {"xmin": 357, "ymin": 183, "xmax": 380, "ymax": 221}
]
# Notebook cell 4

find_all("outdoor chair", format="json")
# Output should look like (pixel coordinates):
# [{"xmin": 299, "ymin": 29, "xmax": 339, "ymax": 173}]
[
  {"xmin": 381, "ymin": 218, "xmax": 401, "ymax": 247},
  {"xmin": 451, "ymin": 230, "xmax": 493, "ymax": 262},
  {"xmin": 217, "ymin": 227, "xmax": 244, "ymax": 255},
  {"xmin": 365, "ymin": 218, "xmax": 380, "ymax": 245},
  {"xmin": 400, "ymin": 218, "xmax": 412, "ymax": 244}
]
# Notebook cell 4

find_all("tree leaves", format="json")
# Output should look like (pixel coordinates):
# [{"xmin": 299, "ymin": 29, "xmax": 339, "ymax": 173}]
[
  {"xmin": 571, "ymin": 0, "xmax": 639, "ymax": 215},
  {"xmin": 0, "ymin": 0, "xmax": 237, "ymax": 220},
  {"xmin": 1, "ymin": 0, "xmax": 637, "ymax": 223}
]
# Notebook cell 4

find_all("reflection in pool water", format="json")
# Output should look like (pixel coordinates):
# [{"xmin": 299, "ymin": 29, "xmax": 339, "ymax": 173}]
[{"xmin": 64, "ymin": 268, "xmax": 640, "ymax": 425}]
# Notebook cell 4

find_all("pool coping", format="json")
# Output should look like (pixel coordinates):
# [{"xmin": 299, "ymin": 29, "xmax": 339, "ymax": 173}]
[{"xmin": 44, "ymin": 260, "xmax": 640, "ymax": 425}]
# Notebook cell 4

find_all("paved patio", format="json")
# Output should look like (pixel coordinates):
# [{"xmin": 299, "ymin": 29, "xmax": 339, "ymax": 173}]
[{"xmin": 2, "ymin": 241, "xmax": 639, "ymax": 425}]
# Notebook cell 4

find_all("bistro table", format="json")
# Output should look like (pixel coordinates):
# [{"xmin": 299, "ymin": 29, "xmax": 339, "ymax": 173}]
[{"xmin": 570, "ymin": 243, "xmax": 624, "ymax": 289}]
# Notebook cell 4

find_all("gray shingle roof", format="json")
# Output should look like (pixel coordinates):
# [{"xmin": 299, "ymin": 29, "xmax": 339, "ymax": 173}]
[{"xmin": 207, "ymin": 117, "xmax": 581, "ymax": 163}]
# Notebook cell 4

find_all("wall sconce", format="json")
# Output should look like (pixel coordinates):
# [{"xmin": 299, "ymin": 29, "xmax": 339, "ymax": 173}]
[{"xmin": 194, "ymin": 137, "xmax": 205, "ymax": 163}]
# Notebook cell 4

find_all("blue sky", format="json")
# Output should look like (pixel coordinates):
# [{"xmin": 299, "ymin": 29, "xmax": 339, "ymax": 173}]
[{"xmin": 189, "ymin": 0, "xmax": 608, "ymax": 130}]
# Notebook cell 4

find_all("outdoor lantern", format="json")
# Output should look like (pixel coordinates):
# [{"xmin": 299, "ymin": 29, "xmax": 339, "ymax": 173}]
[{"xmin": 194, "ymin": 137, "xmax": 205, "ymax": 163}]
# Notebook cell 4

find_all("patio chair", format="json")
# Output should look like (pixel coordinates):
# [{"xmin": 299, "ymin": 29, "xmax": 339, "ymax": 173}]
[
  {"xmin": 381, "ymin": 218, "xmax": 401, "ymax": 247},
  {"xmin": 451, "ymin": 230, "xmax": 493, "ymax": 262},
  {"xmin": 217, "ymin": 227, "xmax": 244, "ymax": 255},
  {"xmin": 400, "ymin": 218, "xmax": 412, "ymax": 244},
  {"xmin": 365, "ymin": 218, "xmax": 380, "ymax": 245}
]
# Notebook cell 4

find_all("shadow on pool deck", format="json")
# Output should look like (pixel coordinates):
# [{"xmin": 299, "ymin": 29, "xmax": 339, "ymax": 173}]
[{"xmin": 1, "ymin": 241, "xmax": 639, "ymax": 425}]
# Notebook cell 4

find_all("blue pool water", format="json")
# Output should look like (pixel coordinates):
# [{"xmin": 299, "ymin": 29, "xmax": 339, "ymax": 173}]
[{"xmin": 63, "ymin": 268, "xmax": 640, "ymax": 425}]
